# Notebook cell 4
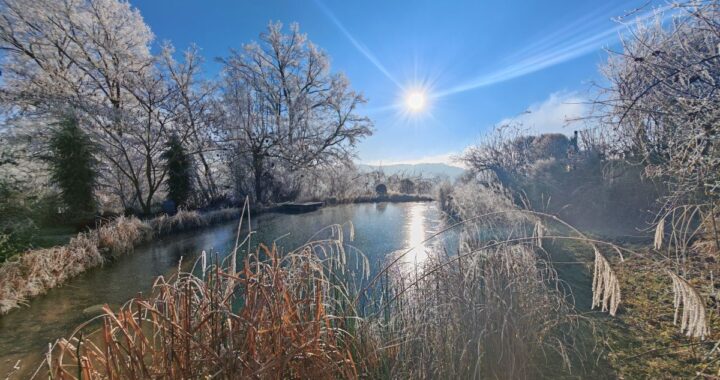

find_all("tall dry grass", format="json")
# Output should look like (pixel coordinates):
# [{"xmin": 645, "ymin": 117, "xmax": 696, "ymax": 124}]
[
  {"xmin": 0, "ymin": 215, "xmax": 154, "ymax": 315},
  {"xmin": 33, "ymin": 187, "xmax": 623, "ymax": 379},
  {"xmin": 40, "ymin": 211, "xmax": 368, "ymax": 379},
  {"xmin": 363, "ymin": 242, "xmax": 583, "ymax": 379},
  {"xmin": 149, "ymin": 209, "xmax": 206, "ymax": 235},
  {"xmin": 96, "ymin": 216, "xmax": 152, "ymax": 256},
  {"xmin": 0, "ymin": 207, "xmax": 246, "ymax": 315}
]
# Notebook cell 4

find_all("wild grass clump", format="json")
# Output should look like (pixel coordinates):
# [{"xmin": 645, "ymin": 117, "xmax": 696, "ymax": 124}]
[
  {"xmin": 96, "ymin": 216, "xmax": 152, "ymax": 256},
  {"xmin": 0, "ymin": 216, "xmax": 151, "ymax": 315},
  {"xmin": 149, "ymin": 209, "xmax": 206, "ymax": 235},
  {"xmin": 367, "ymin": 242, "xmax": 582, "ymax": 379},
  {"xmin": 0, "ymin": 233, "xmax": 102, "ymax": 314},
  {"xmin": 42, "ymin": 218, "xmax": 367, "ymax": 379}
]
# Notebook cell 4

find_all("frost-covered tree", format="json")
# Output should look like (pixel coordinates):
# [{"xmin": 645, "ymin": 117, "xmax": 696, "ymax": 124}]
[
  {"xmin": 0, "ymin": 0, "xmax": 199, "ymax": 214},
  {"xmin": 219, "ymin": 22, "xmax": 372, "ymax": 203},
  {"xmin": 160, "ymin": 44, "xmax": 221, "ymax": 206},
  {"xmin": 594, "ymin": 2, "xmax": 720, "ymax": 255},
  {"xmin": 597, "ymin": 2, "xmax": 720, "ymax": 204}
]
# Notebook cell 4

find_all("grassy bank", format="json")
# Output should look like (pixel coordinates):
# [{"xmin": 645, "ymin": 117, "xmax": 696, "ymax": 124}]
[{"xmin": 0, "ymin": 208, "xmax": 245, "ymax": 315}]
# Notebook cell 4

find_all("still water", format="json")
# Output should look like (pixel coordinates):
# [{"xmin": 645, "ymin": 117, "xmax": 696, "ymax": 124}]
[{"xmin": 0, "ymin": 202, "xmax": 442, "ymax": 377}]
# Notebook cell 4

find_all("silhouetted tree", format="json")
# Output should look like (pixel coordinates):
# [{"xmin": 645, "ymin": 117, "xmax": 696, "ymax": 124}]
[
  {"xmin": 161, "ymin": 135, "xmax": 194, "ymax": 209},
  {"xmin": 48, "ymin": 116, "xmax": 97, "ymax": 219}
]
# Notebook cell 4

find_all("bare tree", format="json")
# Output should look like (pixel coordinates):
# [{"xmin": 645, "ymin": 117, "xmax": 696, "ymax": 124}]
[
  {"xmin": 595, "ymin": 1, "xmax": 720, "ymax": 252},
  {"xmin": 218, "ymin": 22, "xmax": 372, "ymax": 203}
]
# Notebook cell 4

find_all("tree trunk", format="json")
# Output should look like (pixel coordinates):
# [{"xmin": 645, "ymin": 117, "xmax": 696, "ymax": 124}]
[{"xmin": 253, "ymin": 154, "xmax": 264, "ymax": 205}]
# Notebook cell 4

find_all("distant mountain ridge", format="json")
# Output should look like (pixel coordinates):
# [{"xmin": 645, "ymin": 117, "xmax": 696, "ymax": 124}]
[{"xmin": 358, "ymin": 162, "xmax": 465, "ymax": 179}]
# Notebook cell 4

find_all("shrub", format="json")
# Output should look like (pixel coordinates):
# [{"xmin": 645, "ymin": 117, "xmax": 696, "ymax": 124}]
[{"xmin": 375, "ymin": 183, "xmax": 387, "ymax": 196}]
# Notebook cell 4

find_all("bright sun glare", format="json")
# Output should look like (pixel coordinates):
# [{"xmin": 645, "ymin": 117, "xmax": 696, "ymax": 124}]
[{"xmin": 404, "ymin": 90, "xmax": 427, "ymax": 113}]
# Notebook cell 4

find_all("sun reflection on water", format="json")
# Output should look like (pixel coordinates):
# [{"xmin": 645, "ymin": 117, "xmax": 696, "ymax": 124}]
[{"xmin": 397, "ymin": 203, "xmax": 438, "ymax": 274}]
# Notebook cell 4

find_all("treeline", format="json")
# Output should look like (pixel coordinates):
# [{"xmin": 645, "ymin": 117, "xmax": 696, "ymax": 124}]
[
  {"xmin": 0, "ymin": 0, "xmax": 381, "ymax": 259},
  {"xmin": 0, "ymin": 1, "xmax": 371, "ymax": 213}
]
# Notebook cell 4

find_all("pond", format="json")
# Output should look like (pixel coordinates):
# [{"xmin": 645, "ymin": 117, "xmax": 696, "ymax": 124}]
[{"xmin": 0, "ymin": 202, "xmax": 443, "ymax": 377}]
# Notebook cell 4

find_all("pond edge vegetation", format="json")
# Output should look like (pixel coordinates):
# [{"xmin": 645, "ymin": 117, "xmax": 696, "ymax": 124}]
[{"xmin": 0, "ymin": 195, "xmax": 433, "ymax": 316}]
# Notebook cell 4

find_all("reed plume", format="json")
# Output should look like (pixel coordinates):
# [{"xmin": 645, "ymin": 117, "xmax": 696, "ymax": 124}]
[
  {"xmin": 592, "ymin": 247, "xmax": 621, "ymax": 316},
  {"xmin": 668, "ymin": 271, "xmax": 709, "ymax": 339},
  {"xmin": 654, "ymin": 216, "xmax": 665, "ymax": 250}
]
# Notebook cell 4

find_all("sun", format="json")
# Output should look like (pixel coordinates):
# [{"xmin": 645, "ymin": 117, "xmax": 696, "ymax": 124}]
[{"xmin": 404, "ymin": 89, "xmax": 427, "ymax": 113}]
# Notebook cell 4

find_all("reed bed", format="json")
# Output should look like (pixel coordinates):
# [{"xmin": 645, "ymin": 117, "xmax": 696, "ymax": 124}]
[
  {"xmin": 379, "ymin": 243, "xmax": 584, "ymax": 378},
  {"xmin": 35, "ymin": 188, "xmax": 616, "ymax": 379},
  {"xmin": 42, "ymin": 217, "xmax": 368, "ymax": 379}
]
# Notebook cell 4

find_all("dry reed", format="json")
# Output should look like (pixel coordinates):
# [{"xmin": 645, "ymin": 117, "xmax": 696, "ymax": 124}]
[
  {"xmin": 668, "ymin": 271, "xmax": 709, "ymax": 339},
  {"xmin": 0, "ymin": 207, "xmax": 248, "ymax": 315},
  {"xmin": 40, "ymin": 210, "xmax": 368, "ymax": 379},
  {"xmin": 591, "ymin": 248, "xmax": 621, "ymax": 316}
]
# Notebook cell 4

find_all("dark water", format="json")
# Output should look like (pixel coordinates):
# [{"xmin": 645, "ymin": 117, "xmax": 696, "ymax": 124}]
[{"xmin": 0, "ymin": 202, "xmax": 442, "ymax": 377}]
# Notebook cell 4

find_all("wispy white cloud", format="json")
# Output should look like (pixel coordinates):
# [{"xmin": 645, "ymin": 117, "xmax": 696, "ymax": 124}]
[
  {"xmin": 497, "ymin": 91, "xmax": 588, "ymax": 135},
  {"xmin": 436, "ymin": 4, "xmax": 674, "ymax": 97}
]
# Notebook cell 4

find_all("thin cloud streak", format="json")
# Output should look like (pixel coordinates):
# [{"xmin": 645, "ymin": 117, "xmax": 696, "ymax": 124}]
[
  {"xmin": 436, "ymin": 4, "xmax": 674, "ymax": 98},
  {"xmin": 313, "ymin": 0, "xmax": 403, "ymax": 89}
]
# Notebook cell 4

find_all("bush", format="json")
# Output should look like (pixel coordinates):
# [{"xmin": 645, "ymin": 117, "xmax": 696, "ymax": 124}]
[
  {"xmin": 375, "ymin": 183, "xmax": 387, "ymax": 196},
  {"xmin": 0, "ymin": 180, "xmax": 38, "ymax": 262}
]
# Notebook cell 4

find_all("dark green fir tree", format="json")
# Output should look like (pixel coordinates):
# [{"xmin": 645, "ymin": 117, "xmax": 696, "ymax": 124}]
[
  {"xmin": 161, "ymin": 134, "xmax": 194, "ymax": 209},
  {"xmin": 48, "ymin": 116, "xmax": 97, "ymax": 220}
]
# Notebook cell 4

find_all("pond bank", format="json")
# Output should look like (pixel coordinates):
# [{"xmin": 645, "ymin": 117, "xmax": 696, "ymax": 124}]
[
  {"xmin": 0, "ymin": 202, "xmax": 441, "ymax": 377},
  {"xmin": 0, "ymin": 196, "xmax": 433, "ymax": 316}
]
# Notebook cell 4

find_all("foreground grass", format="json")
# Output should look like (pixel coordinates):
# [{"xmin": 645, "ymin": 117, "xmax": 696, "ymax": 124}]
[
  {"xmin": 31, "ymin": 209, "xmax": 614, "ymax": 379},
  {"xmin": 603, "ymin": 251, "xmax": 720, "ymax": 378},
  {"xmin": 547, "ymin": 237, "xmax": 720, "ymax": 378}
]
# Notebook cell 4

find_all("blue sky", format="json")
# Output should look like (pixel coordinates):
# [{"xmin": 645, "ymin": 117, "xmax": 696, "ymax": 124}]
[{"xmin": 130, "ymin": 0, "xmax": 660, "ymax": 165}]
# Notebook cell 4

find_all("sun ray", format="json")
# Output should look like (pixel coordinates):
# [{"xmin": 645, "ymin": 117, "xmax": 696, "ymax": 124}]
[{"xmin": 313, "ymin": 0, "xmax": 403, "ymax": 89}]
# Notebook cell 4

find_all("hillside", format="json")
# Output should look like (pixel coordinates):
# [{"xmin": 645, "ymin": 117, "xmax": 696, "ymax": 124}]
[{"xmin": 358, "ymin": 163, "xmax": 465, "ymax": 179}]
